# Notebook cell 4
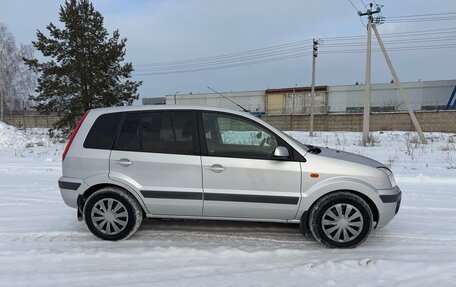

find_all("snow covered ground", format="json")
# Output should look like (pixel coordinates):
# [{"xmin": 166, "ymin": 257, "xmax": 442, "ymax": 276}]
[{"xmin": 1, "ymin": 121, "xmax": 456, "ymax": 286}]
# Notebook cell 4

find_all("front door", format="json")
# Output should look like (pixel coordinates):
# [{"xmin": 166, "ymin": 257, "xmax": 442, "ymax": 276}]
[
  {"xmin": 109, "ymin": 110, "xmax": 203, "ymax": 216},
  {"xmin": 200, "ymin": 112, "xmax": 301, "ymax": 220}
]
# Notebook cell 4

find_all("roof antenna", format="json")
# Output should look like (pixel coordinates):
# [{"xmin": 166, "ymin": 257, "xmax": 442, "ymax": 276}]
[{"xmin": 207, "ymin": 86, "xmax": 250, "ymax": 113}]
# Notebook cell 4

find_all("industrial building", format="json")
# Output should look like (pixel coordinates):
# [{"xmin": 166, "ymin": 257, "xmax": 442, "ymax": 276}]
[{"xmin": 143, "ymin": 79, "xmax": 456, "ymax": 115}]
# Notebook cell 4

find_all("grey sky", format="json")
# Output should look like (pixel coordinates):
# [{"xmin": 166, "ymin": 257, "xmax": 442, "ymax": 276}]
[{"xmin": 1, "ymin": 0, "xmax": 455, "ymax": 99}]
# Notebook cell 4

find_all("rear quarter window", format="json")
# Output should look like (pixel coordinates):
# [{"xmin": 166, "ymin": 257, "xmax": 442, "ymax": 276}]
[{"xmin": 83, "ymin": 112, "xmax": 123, "ymax": 149}]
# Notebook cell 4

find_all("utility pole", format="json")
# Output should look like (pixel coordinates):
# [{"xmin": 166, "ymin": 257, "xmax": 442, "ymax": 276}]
[
  {"xmin": 310, "ymin": 38, "xmax": 321, "ymax": 137},
  {"xmin": 358, "ymin": 3, "xmax": 427, "ymax": 145},
  {"xmin": 174, "ymin": 91, "xmax": 180, "ymax": 105},
  {"xmin": 358, "ymin": 3, "xmax": 426, "ymax": 144},
  {"xmin": 362, "ymin": 15, "xmax": 373, "ymax": 144},
  {"xmin": 359, "ymin": 4, "xmax": 380, "ymax": 144},
  {"xmin": 371, "ymin": 24, "xmax": 427, "ymax": 144},
  {"xmin": 292, "ymin": 84, "xmax": 297, "ymax": 114}
]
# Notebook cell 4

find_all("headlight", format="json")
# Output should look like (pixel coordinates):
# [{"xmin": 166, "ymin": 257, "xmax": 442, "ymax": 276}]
[{"xmin": 378, "ymin": 167, "xmax": 397, "ymax": 187}]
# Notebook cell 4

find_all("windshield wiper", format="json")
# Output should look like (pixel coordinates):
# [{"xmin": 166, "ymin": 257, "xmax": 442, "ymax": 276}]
[{"xmin": 306, "ymin": 145, "xmax": 321, "ymax": 154}]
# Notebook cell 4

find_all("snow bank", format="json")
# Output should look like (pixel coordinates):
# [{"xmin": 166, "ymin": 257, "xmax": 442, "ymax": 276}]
[{"xmin": 0, "ymin": 121, "xmax": 52, "ymax": 149}]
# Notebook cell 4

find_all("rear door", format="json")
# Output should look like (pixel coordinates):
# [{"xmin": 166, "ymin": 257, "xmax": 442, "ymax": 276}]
[
  {"xmin": 109, "ymin": 110, "xmax": 203, "ymax": 216},
  {"xmin": 200, "ymin": 111, "xmax": 302, "ymax": 220}
]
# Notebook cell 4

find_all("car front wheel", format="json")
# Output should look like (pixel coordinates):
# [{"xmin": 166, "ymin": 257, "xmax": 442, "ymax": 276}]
[{"xmin": 309, "ymin": 192, "xmax": 373, "ymax": 248}]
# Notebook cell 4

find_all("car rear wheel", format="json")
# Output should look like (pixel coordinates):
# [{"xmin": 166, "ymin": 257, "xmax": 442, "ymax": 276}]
[
  {"xmin": 309, "ymin": 192, "xmax": 373, "ymax": 248},
  {"xmin": 83, "ymin": 187, "xmax": 143, "ymax": 241}
]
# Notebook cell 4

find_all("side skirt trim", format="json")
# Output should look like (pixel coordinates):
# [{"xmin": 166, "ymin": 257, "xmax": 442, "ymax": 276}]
[
  {"xmin": 205, "ymin": 193, "xmax": 299, "ymax": 205},
  {"xmin": 145, "ymin": 213, "xmax": 301, "ymax": 224},
  {"xmin": 140, "ymin": 190, "xmax": 202, "ymax": 200},
  {"xmin": 140, "ymin": 190, "xmax": 299, "ymax": 205}
]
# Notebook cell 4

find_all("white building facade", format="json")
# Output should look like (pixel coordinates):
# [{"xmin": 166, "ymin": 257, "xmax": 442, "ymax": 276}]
[{"xmin": 150, "ymin": 79, "xmax": 456, "ymax": 115}]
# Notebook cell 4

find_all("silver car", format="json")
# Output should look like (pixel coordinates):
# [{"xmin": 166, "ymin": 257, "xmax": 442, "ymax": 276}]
[{"xmin": 58, "ymin": 105, "xmax": 401, "ymax": 248}]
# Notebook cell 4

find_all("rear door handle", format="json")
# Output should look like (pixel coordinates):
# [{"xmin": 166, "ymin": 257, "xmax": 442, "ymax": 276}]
[
  {"xmin": 205, "ymin": 164, "xmax": 226, "ymax": 173},
  {"xmin": 116, "ymin": 158, "xmax": 133, "ymax": 167}
]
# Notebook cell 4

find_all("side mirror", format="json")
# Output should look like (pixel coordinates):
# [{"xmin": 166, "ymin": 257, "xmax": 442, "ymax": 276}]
[{"xmin": 273, "ymin": 146, "xmax": 289, "ymax": 159}]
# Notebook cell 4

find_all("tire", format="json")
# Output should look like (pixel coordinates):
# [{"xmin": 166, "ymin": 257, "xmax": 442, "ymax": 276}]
[
  {"xmin": 308, "ymin": 192, "xmax": 373, "ymax": 248},
  {"xmin": 83, "ymin": 187, "xmax": 143, "ymax": 241}
]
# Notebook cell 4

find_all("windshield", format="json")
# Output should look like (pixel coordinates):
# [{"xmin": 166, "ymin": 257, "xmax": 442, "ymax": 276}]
[{"xmin": 280, "ymin": 132, "xmax": 310, "ymax": 152}]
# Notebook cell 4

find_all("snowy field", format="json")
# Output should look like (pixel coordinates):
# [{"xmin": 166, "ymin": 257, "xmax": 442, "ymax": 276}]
[{"xmin": 1, "ymin": 121, "xmax": 456, "ymax": 286}]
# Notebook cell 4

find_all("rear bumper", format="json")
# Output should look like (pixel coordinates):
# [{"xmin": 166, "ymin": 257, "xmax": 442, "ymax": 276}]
[
  {"xmin": 58, "ymin": 177, "xmax": 87, "ymax": 208},
  {"xmin": 376, "ymin": 185, "xmax": 401, "ymax": 227}
]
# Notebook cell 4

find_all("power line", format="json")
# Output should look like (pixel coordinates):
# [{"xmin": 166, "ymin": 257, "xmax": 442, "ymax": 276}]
[
  {"xmin": 133, "ymin": 41, "xmax": 456, "ymax": 76},
  {"xmin": 347, "ymin": 0, "xmax": 360, "ymax": 13},
  {"xmin": 322, "ymin": 27, "xmax": 456, "ymax": 41},
  {"xmin": 322, "ymin": 35, "xmax": 456, "ymax": 47},
  {"xmin": 136, "ymin": 39, "xmax": 310, "ymax": 68},
  {"xmin": 134, "ymin": 52, "xmax": 313, "ymax": 76},
  {"xmin": 132, "ymin": 26, "xmax": 456, "ymax": 75},
  {"xmin": 319, "ymin": 43, "xmax": 456, "ymax": 54},
  {"xmin": 381, "ymin": 11, "xmax": 456, "ymax": 24},
  {"xmin": 135, "ymin": 37, "xmax": 456, "ymax": 73},
  {"xmin": 359, "ymin": 15, "xmax": 367, "ymax": 27},
  {"xmin": 386, "ymin": 11, "xmax": 456, "ymax": 19},
  {"xmin": 135, "ymin": 46, "xmax": 311, "ymax": 71},
  {"xmin": 132, "ymin": 10, "xmax": 456, "ymax": 71},
  {"xmin": 384, "ymin": 17, "xmax": 456, "ymax": 23},
  {"xmin": 137, "ymin": 27, "xmax": 456, "ymax": 69}
]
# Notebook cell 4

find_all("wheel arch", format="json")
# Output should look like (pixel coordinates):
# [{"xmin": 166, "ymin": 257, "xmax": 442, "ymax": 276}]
[
  {"xmin": 300, "ymin": 189, "xmax": 379, "ymax": 234},
  {"xmin": 78, "ymin": 183, "xmax": 147, "ymax": 220}
]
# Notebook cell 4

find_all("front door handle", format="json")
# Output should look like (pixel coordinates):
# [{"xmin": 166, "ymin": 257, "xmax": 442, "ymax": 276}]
[
  {"xmin": 205, "ymin": 164, "xmax": 226, "ymax": 173},
  {"xmin": 116, "ymin": 158, "xmax": 133, "ymax": 167}
]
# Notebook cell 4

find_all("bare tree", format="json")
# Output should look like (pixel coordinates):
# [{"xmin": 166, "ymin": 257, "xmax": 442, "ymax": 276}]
[
  {"xmin": 0, "ymin": 23, "xmax": 37, "ymax": 120},
  {"xmin": 382, "ymin": 96, "xmax": 406, "ymax": 111},
  {"xmin": 0, "ymin": 24, "xmax": 16, "ymax": 120},
  {"xmin": 15, "ymin": 44, "xmax": 37, "ymax": 111}
]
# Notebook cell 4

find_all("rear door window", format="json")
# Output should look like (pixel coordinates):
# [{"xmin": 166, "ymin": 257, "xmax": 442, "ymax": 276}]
[
  {"xmin": 83, "ymin": 112, "xmax": 122, "ymax": 149},
  {"xmin": 142, "ymin": 111, "xmax": 194, "ymax": 155},
  {"xmin": 115, "ymin": 113, "xmax": 141, "ymax": 151},
  {"xmin": 114, "ymin": 111, "xmax": 195, "ymax": 155}
]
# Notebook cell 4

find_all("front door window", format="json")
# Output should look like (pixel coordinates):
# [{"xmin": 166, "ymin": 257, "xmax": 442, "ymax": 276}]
[{"xmin": 202, "ymin": 112, "xmax": 278, "ymax": 160}]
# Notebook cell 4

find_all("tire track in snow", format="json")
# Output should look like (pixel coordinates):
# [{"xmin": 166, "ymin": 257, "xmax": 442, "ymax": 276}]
[
  {"xmin": 400, "ymin": 205, "xmax": 456, "ymax": 212},
  {"xmin": 1, "ymin": 229, "xmax": 455, "ymax": 247}
]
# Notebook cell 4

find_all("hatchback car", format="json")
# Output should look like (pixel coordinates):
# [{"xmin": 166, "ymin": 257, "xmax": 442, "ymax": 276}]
[{"xmin": 58, "ymin": 105, "xmax": 401, "ymax": 248}]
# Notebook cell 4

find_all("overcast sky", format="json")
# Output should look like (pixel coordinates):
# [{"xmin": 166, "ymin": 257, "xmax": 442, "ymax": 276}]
[{"xmin": 1, "ymin": 0, "xmax": 455, "ymax": 100}]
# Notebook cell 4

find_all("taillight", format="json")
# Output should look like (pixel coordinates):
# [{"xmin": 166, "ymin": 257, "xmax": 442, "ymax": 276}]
[{"xmin": 62, "ymin": 110, "xmax": 90, "ymax": 161}]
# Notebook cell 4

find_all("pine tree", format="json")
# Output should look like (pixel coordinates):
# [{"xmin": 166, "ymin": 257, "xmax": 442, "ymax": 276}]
[{"xmin": 24, "ymin": 0, "xmax": 142, "ymax": 136}]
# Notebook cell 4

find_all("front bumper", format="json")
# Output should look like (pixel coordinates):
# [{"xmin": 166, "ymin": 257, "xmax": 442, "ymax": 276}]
[{"xmin": 376, "ymin": 185, "xmax": 402, "ymax": 228}]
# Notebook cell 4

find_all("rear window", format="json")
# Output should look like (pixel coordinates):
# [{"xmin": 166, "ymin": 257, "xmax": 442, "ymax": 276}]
[
  {"xmin": 114, "ymin": 111, "xmax": 195, "ymax": 155},
  {"xmin": 83, "ymin": 112, "xmax": 122, "ymax": 149}
]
